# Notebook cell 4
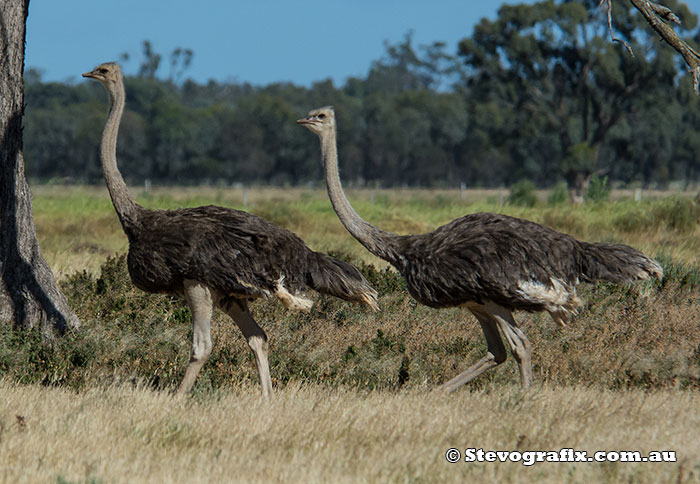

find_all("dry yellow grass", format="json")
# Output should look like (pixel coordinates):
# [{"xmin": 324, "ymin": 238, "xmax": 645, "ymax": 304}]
[{"xmin": 1, "ymin": 380, "xmax": 698, "ymax": 483}]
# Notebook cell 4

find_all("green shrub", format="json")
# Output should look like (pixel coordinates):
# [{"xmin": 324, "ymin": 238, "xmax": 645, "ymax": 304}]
[
  {"xmin": 612, "ymin": 203, "xmax": 652, "ymax": 233},
  {"xmin": 508, "ymin": 179, "xmax": 537, "ymax": 207},
  {"xmin": 652, "ymin": 196, "xmax": 699, "ymax": 233},
  {"xmin": 546, "ymin": 182, "xmax": 569, "ymax": 205},
  {"xmin": 328, "ymin": 250, "xmax": 406, "ymax": 296},
  {"xmin": 612, "ymin": 197, "xmax": 699, "ymax": 234},
  {"xmin": 657, "ymin": 256, "xmax": 700, "ymax": 291},
  {"xmin": 584, "ymin": 175, "xmax": 610, "ymax": 203}
]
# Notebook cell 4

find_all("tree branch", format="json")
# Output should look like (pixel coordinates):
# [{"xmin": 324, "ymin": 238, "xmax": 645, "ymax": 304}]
[
  {"xmin": 648, "ymin": 1, "xmax": 681, "ymax": 24},
  {"xmin": 625, "ymin": 0, "xmax": 700, "ymax": 94},
  {"xmin": 600, "ymin": 0, "xmax": 635, "ymax": 56}
]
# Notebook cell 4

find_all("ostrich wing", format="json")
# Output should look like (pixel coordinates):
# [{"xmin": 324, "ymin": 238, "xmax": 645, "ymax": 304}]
[
  {"xmin": 400, "ymin": 213, "xmax": 585, "ymax": 311},
  {"xmin": 127, "ymin": 206, "xmax": 315, "ymax": 297}
]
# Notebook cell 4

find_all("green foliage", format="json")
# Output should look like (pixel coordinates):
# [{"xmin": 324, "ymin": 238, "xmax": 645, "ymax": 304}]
[
  {"xmin": 56, "ymin": 476, "xmax": 104, "ymax": 484},
  {"xmin": 652, "ymin": 196, "xmax": 700, "ymax": 232},
  {"xmin": 507, "ymin": 179, "xmax": 538, "ymax": 207},
  {"xmin": 657, "ymin": 256, "xmax": 700, "ymax": 291},
  {"xmin": 611, "ymin": 203, "xmax": 654, "ymax": 233},
  {"xmin": 547, "ymin": 182, "xmax": 569, "ymax": 205},
  {"xmin": 563, "ymin": 143, "xmax": 598, "ymax": 177},
  {"xmin": 460, "ymin": 1, "xmax": 698, "ymax": 191},
  {"xmin": 584, "ymin": 175, "xmax": 610, "ymax": 203},
  {"xmin": 22, "ymin": 4, "xmax": 700, "ymax": 190},
  {"xmin": 612, "ymin": 197, "xmax": 699, "ymax": 234},
  {"xmin": 327, "ymin": 250, "xmax": 406, "ymax": 296},
  {"xmin": 359, "ymin": 263, "xmax": 407, "ymax": 296},
  {"xmin": 51, "ymin": 254, "xmax": 190, "ymax": 389}
]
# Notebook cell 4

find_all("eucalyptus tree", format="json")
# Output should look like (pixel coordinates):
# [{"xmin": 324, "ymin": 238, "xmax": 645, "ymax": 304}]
[
  {"xmin": 458, "ymin": 0, "xmax": 697, "ymax": 201},
  {"xmin": 0, "ymin": 0, "xmax": 79, "ymax": 334}
]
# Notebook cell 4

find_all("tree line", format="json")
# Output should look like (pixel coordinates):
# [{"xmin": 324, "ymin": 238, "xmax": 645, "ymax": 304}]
[{"xmin": 22, "ymin": 0, "xmax": 700, "ymax": 194}]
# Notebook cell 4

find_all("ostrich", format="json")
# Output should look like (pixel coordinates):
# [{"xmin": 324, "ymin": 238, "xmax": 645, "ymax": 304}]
[
  {"xmin": 297, "ymin": 106, "xmax": 663, "ymax": 392},
  {"xmin": 82, "ymin": 64, "xmax": 378, "ymax": 399}
]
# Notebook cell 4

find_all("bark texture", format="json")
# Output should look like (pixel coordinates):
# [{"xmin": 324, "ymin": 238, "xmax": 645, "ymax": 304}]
[
  {"xmin": 0, "ymin": 0, "xmax": 79, "ymax": 336},
  {"xmin": 627, "ymin": 0, "xmax": 700, "ymax": 93}
]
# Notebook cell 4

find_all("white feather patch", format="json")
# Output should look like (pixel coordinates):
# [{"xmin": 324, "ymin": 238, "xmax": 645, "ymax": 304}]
[
  {"xmin": 274, "ymin": 275, "xmax": 313, "ymax": 312},
  {"xmin": 516, "ymin": 277, "xmax": 582, "ymax": 327}
]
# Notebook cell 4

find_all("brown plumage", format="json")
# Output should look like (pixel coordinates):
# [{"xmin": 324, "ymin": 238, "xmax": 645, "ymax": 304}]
[
  {"xmin": 83, "ymin": 64, "xmax": 377, "ymax": 398},
  {"xmin": 394, "ymin": 212, "xmax": 661, "ymax": 316},
  {"xmin": 298, "ymin": 105, "xmax": 663, "ymax": 392},
  {"xmin": 128, "ymin": 205, "xmax": 378, "ymax": 307}
]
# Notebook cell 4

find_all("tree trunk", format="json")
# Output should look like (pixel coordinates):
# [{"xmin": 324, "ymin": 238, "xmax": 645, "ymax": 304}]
[
  {"xmin": 0, "ymin": 0, "xmax": 79, "ymax": 337},
  {"xmin": 565, "ymin": 171, "xmax": 593, "ymax": 205}
]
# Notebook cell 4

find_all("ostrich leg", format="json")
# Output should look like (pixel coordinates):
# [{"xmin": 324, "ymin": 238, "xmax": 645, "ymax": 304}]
[
  {"xmin": 439, "ymin": 311, "xmax": 507, "ymax": 393},
  {"xmin": 177, "ymin": 280, "xmax": 214, "ymax": 394},
  {"xmin": 488, "ymin": 303, "xmax": 533, "ymax": 389},
  {"xmin": 224, "ymin": 299, "xmax": 273, "ymax": 400}
]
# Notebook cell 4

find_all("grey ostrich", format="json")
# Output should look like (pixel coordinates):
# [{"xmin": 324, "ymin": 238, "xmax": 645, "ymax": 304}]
[
  {"xmin": 83, "ymin": 64, "xmax": 377, "ymax": 398},
  {"xmin": 298, "ymin": 106, "xmax": 663, "ymax": 392}
]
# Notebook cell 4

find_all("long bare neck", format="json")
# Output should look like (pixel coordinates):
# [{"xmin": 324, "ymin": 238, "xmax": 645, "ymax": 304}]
[
  {"xmin": 320, "ymin": 127, "xmax": 404, "ymax": 268},
  {"xmin": 101, "ymin": 78, "xmax": 139, "ymax": 231}
]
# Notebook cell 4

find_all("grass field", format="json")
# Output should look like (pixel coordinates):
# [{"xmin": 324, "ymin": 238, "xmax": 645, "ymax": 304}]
[
  {"xmin": 2, "ymin": 185, "xmax": 700, "ymax": 483},
  {"xmin": 31, "ymin": 185, "xmax": 700, "ymax": 278},
  {"xmin": 2, "ymin": 381, "xmax": 698, "ymax": 483}
]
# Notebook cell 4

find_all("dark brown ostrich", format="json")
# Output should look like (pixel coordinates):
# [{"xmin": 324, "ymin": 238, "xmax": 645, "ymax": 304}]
[
  {"xmin": 298, "ymin": 106, "xmax": 663, "ymax": 392},
  {"xmin": 83, "ymin": 65, "xmax": 377, "ymax": 398}
]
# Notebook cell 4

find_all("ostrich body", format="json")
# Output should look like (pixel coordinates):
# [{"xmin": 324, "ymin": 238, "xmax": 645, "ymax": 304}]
[
  {"xmin": 298, "ymin": 106, "xmax": 663, "ymax": 392},
  {"xmin": 83, "ymin": 65, "xmax": 377, "ymax": 398}
]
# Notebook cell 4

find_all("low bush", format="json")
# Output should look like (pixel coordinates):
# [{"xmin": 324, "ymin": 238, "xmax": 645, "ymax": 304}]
[
  {"xmin": 1, "ymin": 251, "xmax": 698, "ymax": 394},
  {"xmin": 508, "ymin": 179, "xmax": 538, "ymax": 207}
]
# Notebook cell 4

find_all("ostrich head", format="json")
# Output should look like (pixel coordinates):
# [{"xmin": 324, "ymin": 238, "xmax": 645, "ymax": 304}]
[
  {"xmin": 296, "ymin": 106, "xmax": 335, "ymax": 136},
  {"xmin": 82, "ymin": 62, "xmax": 122, "ymax": 89}
]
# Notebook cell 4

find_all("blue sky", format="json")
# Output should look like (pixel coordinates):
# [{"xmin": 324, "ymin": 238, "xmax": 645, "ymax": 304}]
[{"xmin": 25, "ymin": 0, "xmax": 700, "ymax": 86}]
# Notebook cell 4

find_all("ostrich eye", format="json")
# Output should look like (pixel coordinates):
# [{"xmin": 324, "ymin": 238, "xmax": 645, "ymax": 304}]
[
  {"xmin": 317, "ymin": 113, "xmax": 326, "ymax": 119},
  {"xmin": 98, "ymin": 68, "xmax": 108, "ymax": 74}
]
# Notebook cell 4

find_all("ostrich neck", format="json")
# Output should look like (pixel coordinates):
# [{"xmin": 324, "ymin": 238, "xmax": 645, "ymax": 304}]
[
  {"xmin": 102, "ymin": 81, "xmax": 139, "ymax": 232},
  {"xmin": 321, "ymin": 129, "xmax": 403, "ymax": 268}
]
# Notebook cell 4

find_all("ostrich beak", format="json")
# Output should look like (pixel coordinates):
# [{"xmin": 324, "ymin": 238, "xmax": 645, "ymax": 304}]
[
  {"xmin": 82, "ymin": 71, "xmax": 95, "ymax": 79},
  {"xmin": 296, "ymin": 116, "xmax": 313, "ymax": 125}
]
